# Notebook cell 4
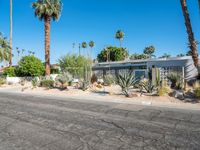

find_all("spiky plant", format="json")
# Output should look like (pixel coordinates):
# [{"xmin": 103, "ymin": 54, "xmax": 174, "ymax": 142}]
[
  {"xmin": 116, "ymin": 71, "xmax": 138, "ymax": 97},
  {"xmin": 140, "ymin": 80, "xmax": 158, "ymax": 94}
]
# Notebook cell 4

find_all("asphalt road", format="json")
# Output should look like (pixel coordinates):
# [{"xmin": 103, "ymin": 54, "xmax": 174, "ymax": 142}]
[{"xmin": 0, "ymin": 92, "xmax": 200, "ymax": 150}]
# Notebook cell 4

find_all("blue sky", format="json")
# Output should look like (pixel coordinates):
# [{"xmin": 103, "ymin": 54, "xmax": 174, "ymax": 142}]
[{"xmin": 0, "ymin": 0, "xmax": 200, "ymax": 65}]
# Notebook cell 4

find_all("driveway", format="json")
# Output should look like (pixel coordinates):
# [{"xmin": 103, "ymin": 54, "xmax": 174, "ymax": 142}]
[{"xmin": 0, "ymin": 92, "xmax": 199, "ymax": 150}]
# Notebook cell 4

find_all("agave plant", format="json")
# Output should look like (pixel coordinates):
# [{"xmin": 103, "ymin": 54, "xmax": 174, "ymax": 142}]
[
  {"xmin": 140, "ymin": 80, "xmax": 158, "ymax": 94},
  {"xmin": 56, "ymin": 72, "xmax": 72, "ymax": 89},
  {"xmin": 116, "ymin": 71, "xmax": 138, "ymax": 97},
  {"xmin": 167, "ymin": 72, "xmax": 183, "ymax": 90}
]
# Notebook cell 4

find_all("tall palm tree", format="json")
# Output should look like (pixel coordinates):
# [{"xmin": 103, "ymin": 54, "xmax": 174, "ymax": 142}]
[
  {"xmin": 89, "ymin": 41, "xmax": 95, "ymax": 59},
  {"xmin": 32, "ymin": 0, "xmax": 62, "ymax": 76},
  {"xmin": 0, "ymin": 37, "xmax": 11, "ymax": 67},
  {"xmin": 9, "ymin": 0, "xmax": 13, "ymax": 66},
  {"xmin": 82, "ymin": 42, "xmax": 88, "ymax": 57},
  {"xmin": 115, "ymin": 30, "xmax": 125, "ymax": 47},
  {"xmin": 180, "ymin": 0, "xmax": 199, "ymax": 74}
]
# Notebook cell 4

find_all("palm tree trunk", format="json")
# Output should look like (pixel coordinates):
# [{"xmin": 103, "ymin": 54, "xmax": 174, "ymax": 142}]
[
  {"xmin": 44, "ymin": 16, "xmax": 51, "ymax": 76},
  {"xmin": 9, "ymin": 0, "xmax": 12, "ymax": 66},
  {"xmin": 120, "ymin": 39, "xmax": 122, "ymax": 47},
  {"xmin": 180, "ymin": 0, "xmax": 199, "ymax": 73}
]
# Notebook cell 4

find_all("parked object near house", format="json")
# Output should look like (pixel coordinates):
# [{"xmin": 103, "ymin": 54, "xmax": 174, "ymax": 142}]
[{"xmin": 92, "ymin": 56, "xmax": 199, "ymax": 83}]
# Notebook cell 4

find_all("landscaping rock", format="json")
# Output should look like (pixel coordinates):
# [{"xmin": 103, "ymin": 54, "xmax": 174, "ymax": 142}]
[{"xmin": 171, "ymin": 90, "xmax": 185, "ymax": 100}]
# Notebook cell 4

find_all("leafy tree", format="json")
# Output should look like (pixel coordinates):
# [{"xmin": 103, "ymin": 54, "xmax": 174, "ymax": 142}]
[
  {"xmin": 186, "ymin": 50, "xmax": 192, "ymax": 56},
  {"xmin": 130, "ymin": 53, "xmax": 148, "ymax": 60},
  {"xmin": 3, "ymin": 67, "xmax": 16, "ymax": 77},
  {"xmin": 58, "ymin": 54, "xmax": 92, "ymax": 78},
  {"xmin": 16, "ymin": 55, "xmax": 45, "ymax": 77},
  {"xmin": 97, "ymin": 46, "xmax": 128, "ymax": 62},
  {"xmin": 32, "ymin": 0, "xmax": 62, "ymax": 76},
  {"xmin": 160, "ymin": 53, "xmax": 171, "ymax": 59},
  {"xmin": 177, "ymin": 53, "xmax": 185, "ymax": 57},
  {"xmin": 115, "ymin": 30, "xmax": 125, "ymax": 47},
  {"xmin": 143, "ymin": 46, "xmax": 155, "ymax": 59}
]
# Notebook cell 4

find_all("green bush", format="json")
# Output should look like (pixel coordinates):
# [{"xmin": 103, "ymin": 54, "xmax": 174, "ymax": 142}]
[
  {"xmin": 194, "ymin": 87, "xmax": 200, "ymax": 98},
  {"xmin": 158, "ymin": 86, "xmax": 170, "ymax": 96},
  {"xmin": 32, "ymin": 77, "xmax": 39, "ymax": 88},
  {"xmin": 3, "ymin": 67, "xmax": 16, "ymax": 77},
  {"xmin": 0, "ymin": 78, "xmax": 6, "ymax": 86},
  {"xmin": 58, "ymin": 54, "xmax": 92, "ymax": 79},
  {"xmin": 16, "ymin": 55, "xmax": 45, "ymax": 77},
  {"xmin": 104, "ymin": 74, "xmax": 116, "ymax": 86},
  {"xmin": 40, "ymin": 80, "xmax": 54, "ymax": 88},
  {"xmin": 51, "ymin": 68, "xmax": 60, "ymax": 74}
]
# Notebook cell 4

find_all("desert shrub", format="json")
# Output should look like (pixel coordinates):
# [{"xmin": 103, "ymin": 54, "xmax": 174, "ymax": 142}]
[
  {"xmin": 194, "ymin": 87, "xmax": 200, "ymax": 98},
  {"xmin": 104, "ymin": 74, "xmax": 116, "ymax": 86},
  {"xmin": 16, "ymin": 55, "xmax": 45, "ymax": 77},
  {"xmin": 58, "ymin": 54, "xmax": 92, "ymax": 78},
  {"xmin": 193, "ymin": 80, "xmax": 200, "ymax": 89},
  {"xmin": 40, "ymin": 79, "xmax": 54, "ymax": 88},
  {"xmin": 0, "ymin": 78, "xmax": 6, "ymax": 86},
  {"xmin": 31, "ymin": 77, "xmax": 39, "ymax": 88},
  {"xmin": 140, "ymin": 80, "xmax": 157, "ymax": 94},
  {"xmin": 55, "ymin": 72, "xmax": 72, "ymax": 89},
  {"xmin": 3, "ymin": 67, "xmax": 16, "ymax": 77},
  {"xmin": 115, "ymin": 71, "xmax": 138, "ymax": 97},
  {"xmin": 158, "ymin": 86, "xmax": 170, "ymax": 96},
  {"xmin": 167, "ymin": 72, "xmax": 183, "ymax": 90},
  {"xmin": 51, "ymin": 68, "xmax": 60, "ymax": 74},
  {"xmin": 91, "ymin": 74, "xmax": 98, "ymax": 84}
]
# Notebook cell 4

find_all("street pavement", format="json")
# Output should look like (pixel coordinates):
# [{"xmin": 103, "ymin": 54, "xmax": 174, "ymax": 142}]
[{"xmin": 0, "ymin": 92, "xmax": 200, "ymax": 150}]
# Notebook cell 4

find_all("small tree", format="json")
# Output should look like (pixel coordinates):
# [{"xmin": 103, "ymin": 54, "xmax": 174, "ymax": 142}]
[
  {"xmin": 58, "ymin": 54, "xmax": 92, "ymax": 79},
  {"xmin": 143, "ymin": 46, "xmax": 155, "ymax": 59},
  {"xmin": 16, "ymin": 55, "xmax": 45, "ymax": 77}
]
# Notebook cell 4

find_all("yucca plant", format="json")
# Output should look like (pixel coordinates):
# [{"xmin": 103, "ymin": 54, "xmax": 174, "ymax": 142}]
[{"xmin": 116, "ymin": 71, "xmax": 138, "ymax": 97}]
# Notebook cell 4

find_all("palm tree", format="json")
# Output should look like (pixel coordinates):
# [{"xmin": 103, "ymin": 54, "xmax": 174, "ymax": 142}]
[
  {"xmin": 9, "ymin": 0, "xmax": 13, "ymax": 66},
  {"xmin": 16, "ymin": 47, "xmax": 20, "ymax": 63},
  {"xmin": 143, "ymin": 45, "xmax": 156, "ymax": 59},
  {"xmin": 89, "ymin": 41, "xmax": 95, "ymax": 58},
  {"xmin": 115, "ymin": 30, "xmax": 125, "ymax": 47},
  {"xmin": 0, "ymin": 37, "xmax": 11, "ymax": 67},
  {"xmin": 180, "ymin": 0, "xmax": 199, "ymax": 74},
  {"xmin": 32, "ymin": 0, "xmax": 62, "ymax": 76},
  {"xmin": 82, "ymin": 42, "xmax": 88, "ymax": 56}
]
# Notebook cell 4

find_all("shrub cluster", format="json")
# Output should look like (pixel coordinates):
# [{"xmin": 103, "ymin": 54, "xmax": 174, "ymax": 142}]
[{"xmin": 40, "ymin": 79, "xmax": 54, "ymax": 88}]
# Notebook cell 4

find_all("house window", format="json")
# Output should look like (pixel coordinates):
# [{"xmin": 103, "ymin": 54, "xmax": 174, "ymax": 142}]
[{"xmin": 134, "ymin": 70, "xmax": 146, "ymax": 80}]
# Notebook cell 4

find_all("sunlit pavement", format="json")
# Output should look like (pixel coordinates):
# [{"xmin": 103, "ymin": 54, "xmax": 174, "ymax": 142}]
[{"xmin": 0, "ymin": 92, "xmax": 200, "ymax": 150}]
